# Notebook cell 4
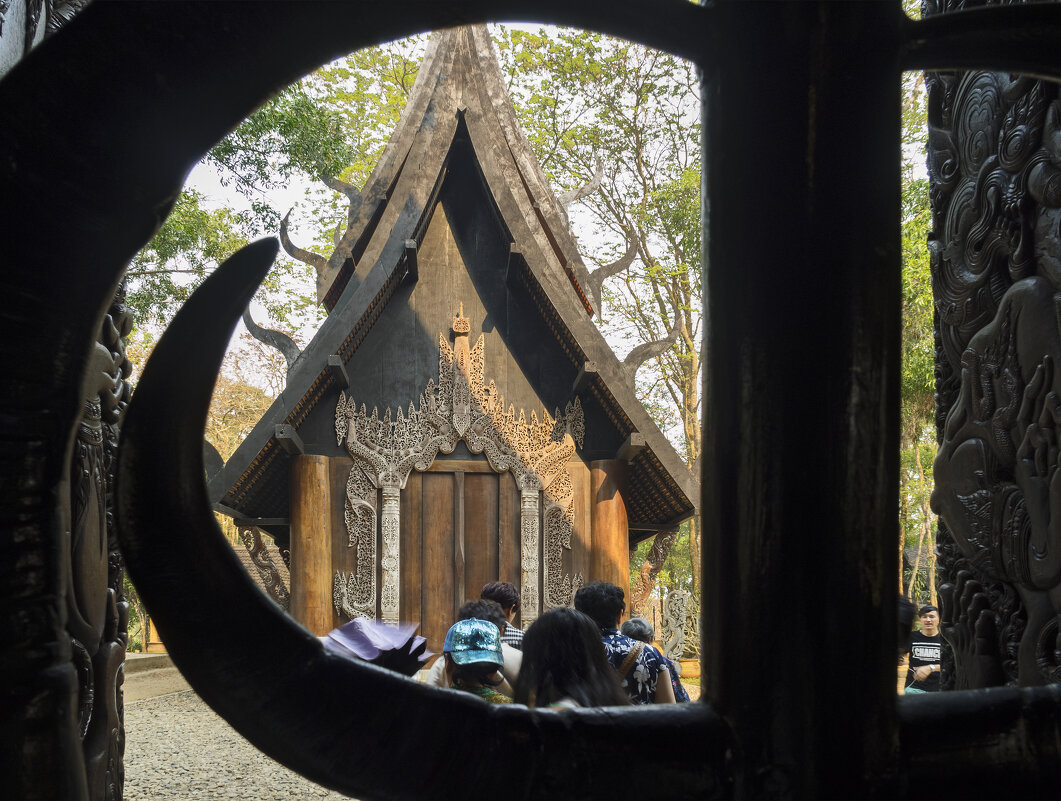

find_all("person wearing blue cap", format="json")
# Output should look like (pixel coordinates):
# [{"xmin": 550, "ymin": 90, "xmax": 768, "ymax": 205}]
[{"xmin": 442, "ymin": 618, "xmax": 511, "ymax": 704}]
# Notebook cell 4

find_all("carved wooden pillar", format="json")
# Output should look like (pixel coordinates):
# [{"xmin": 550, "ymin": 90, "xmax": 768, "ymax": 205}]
[
  {"xmin": 590, "ymin": 459, "xmax": 630, "ymax": 591},
  {"xmin": 289, "ymin": 455, "xmax": 335, "ymax": 636}
]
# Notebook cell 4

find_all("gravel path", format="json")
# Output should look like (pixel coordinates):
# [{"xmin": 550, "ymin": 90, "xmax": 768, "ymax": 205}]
[
  {"xmin": 124, "ymin": 690, "xmax": 352, "ymax": 801},
  {"xmin": 124, "ymin": 681, "xmax": 701, "ymax": 799}
]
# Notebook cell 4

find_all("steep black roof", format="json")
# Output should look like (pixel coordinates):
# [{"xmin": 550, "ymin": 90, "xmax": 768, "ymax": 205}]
[{"xmin": 210, "ymin": 26, "xmax": 698, "ymax": 541}]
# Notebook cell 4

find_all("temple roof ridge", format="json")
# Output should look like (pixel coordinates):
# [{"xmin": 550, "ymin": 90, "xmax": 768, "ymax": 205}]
[{"xmin": 317, "ymin": 24, "xmax": 595, "ymax": 316}]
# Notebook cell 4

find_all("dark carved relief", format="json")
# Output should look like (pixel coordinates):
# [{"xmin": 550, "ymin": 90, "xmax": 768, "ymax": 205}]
[
  {"xmin": 67, "ymin": 283, "xmax": 132, "ymax": 799},
  {"xmin": 24, "ymin": 0, "xmax": 41, "ymax": 43},
  {"xmin": 927, "ymin": 0, "xmax": 1061, "ymax": 687},
  {"xmin": 47, "ymin": 0, "xmax": 91, "ymax": 35}
]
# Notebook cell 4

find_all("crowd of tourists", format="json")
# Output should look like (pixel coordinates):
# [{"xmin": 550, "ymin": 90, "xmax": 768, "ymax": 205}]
[{"xmin": 420, "ymin": 580, "xmax": 691, "ymax": 708}]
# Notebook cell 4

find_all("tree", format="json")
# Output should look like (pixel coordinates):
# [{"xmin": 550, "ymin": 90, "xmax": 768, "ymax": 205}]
[
  {"xmin": 126, "ymin": 61, "xmax": 381, "ymax": 332},
  {"xmin": 494, "ymin": 27, "xmax": 703, "ymax": 607},
  {"xmin": 899, "ymin": 59, "xmax": 936, "ymax": 606}
]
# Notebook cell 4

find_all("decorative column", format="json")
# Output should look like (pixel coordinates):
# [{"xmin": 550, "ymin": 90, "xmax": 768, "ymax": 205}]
[
  {"xmin": 519, "ymin": 487, "xmax": 540, "ymax": 625},
  {"xmin": 379, "ymin": 483, "xmax": 401, "ymax": 623},
  {"xmin": 289, "ymin": 454, "xmax": 334, "ymax": 636},
  {"xmin": 589, "ymin": 459, "xmax": 630, "ymax": 591}
]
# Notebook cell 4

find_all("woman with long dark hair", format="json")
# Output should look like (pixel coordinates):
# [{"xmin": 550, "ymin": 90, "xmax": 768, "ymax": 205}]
[{"xmin": 514, "ymin": 608, "xmax": 629, "ymax": 709}]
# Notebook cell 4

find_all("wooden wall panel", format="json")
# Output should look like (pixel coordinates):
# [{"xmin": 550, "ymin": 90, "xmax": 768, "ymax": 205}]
[
  {"xmin": 498, "ymin": 470, "xmax": 519, "ymax": 593},
  {"xmin": 421, "ymin": 472, "xmax": 455, "ymax": 655},
  {"xmin": 464, "ymin": 471, "xmax": 499, "ymax": 606},
  {"xmin": 329, "ymin": 457, "xmax": 353, "ymax": 628},
  {"xmin": 454, "ymin": 471, "xmax": 466, "ymax": 611},
  {"xmin": 400, "ymin": 471, "xmax": 423, "ymax": 628},
  {"xmin": 569, "ymin": 458, "xmax": 592, "ymax": 590}
]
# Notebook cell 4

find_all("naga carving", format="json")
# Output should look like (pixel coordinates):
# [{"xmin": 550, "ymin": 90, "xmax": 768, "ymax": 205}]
[
  {"xmin": 334, "ymin": 304, "xmax": 585, "ymax": 624},
  {"xmin": 662, "ymin": 589, "xmax": 690, "ymax": 661},
  {"xmin": 238, "ymin": 526, "xmax": 290, "ymax": 610},
  {"xmin": 927, "ymin": 43, "xmax": 1061, "ymax": 686}
]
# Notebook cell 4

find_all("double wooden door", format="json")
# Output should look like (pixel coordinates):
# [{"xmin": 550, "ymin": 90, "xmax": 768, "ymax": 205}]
[{"xmin": 401, "ymin": 459, "xmax": 522, "ymax": 654}]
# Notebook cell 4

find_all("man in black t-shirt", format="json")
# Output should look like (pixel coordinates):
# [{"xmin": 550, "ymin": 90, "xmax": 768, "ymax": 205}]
[{"xmin": 906, "ymin": 604, "xmax": 945, "ymax": 692}]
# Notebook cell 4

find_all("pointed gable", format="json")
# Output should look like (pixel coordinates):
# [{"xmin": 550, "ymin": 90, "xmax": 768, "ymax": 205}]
[{"xmin": 211, "ymin": 26, "xmax": 697, "ymax": 544}]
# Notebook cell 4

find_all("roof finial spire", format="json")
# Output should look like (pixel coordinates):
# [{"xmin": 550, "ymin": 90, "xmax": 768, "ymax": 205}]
[{"xmin": 452, "ymin": 302, "xmax": 470, "ymax": 336}]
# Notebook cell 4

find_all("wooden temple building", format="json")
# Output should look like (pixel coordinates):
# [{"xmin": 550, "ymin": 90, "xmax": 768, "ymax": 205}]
[{"xmin": 208, "ymin": 26, "xmax": 697, "ymax": 651}]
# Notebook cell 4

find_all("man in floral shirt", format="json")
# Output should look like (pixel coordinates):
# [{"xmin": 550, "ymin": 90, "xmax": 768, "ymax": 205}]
[{"xmin": 574, "ymin": 581, "xmax": 676, "ymax": 705}]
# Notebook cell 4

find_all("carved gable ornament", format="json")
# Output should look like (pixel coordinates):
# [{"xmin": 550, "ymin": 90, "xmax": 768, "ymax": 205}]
[{"xmin": 333, "ymin": 305, "xmax": 585, "ymax": 624}]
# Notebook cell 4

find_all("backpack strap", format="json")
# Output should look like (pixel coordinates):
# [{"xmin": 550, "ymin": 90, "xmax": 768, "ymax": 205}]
[{"xmin": 618, "ymin": 641, "xmax": 646, "ymax": 680}]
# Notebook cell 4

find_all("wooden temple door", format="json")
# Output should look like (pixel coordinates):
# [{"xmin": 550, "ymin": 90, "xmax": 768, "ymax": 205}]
[
  {"xmin": 402, "ymin": 456, "xmax": 593, "ymax": 654},
  {"xmin": 402, "ymin": 460, "xmax": 520, "ymax": 653}
]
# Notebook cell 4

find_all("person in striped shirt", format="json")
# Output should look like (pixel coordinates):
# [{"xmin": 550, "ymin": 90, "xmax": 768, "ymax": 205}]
[{"xmin": 481, "ymin": 581, "xmax": 523, "ymax": 650}]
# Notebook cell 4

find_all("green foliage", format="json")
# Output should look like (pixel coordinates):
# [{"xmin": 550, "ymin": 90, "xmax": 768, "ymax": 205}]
[
  {"xmin": 308, "ymin": 40, "xmax": 425, "ymax": 189},
  {"xmin": 126, "ymin": 190, "xmax": 249, "ymax": 326},
  {"xmin": 899, "ymin": 66, "xmax": 936, "ymax": 602},
  {"xmin": 207, "ymin": 82, "xmax": 356, "ymax": 198},
  {"xmin": 501, "ymin": 27, "xmax": 704, "ymax": 604},
  {"xmin": 629, "ymin": 524, "xmax": 697, "ymax": 596},
  {"xmin": 123, "ymin": 571, "xmax": 146, "ymax": 652},
  {"xmin": 129, "ymin": 38, "xmax": 426, "ymax": 333}
]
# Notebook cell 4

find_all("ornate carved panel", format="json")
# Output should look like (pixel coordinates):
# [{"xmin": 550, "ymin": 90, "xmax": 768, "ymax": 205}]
[
  {"xmin": 662, "ymin": 590, "xmax": 690, "ymax": 661},
  {"xmin": 334, "ymin": 304, "xmax": 585, "ymax": 623},
  {"xmin": 67, "ymin": 282, "xmax": 132, "ymax": 800},
  {"xmin": 237, "ymin": 526, "xmax": 290, "ymax": 610},
  {"xmin": 927, "ymin": 12, "xmax": 1061, "ymax": 687}
]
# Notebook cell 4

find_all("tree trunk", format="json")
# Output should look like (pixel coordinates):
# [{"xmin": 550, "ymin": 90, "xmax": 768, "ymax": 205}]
[
  {"xmin": 688, "ymin": 516, "xmax": 701, "ymax": 597},
  {"xmin": 926, "ymin": 523, "xmax": 937, "ymax": 606},
  {"xmin": 899, "ymin": 490, "xmax": 909, "ymax": 594},
  {"xmin": 914, "ymin": 445, "xmax": 937, "ymax": 607}
]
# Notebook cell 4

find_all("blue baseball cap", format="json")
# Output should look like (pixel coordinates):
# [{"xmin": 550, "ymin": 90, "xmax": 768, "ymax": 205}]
[{"xmin": 443, "ymin": 618, "xmax": 503, "ymax": 666}]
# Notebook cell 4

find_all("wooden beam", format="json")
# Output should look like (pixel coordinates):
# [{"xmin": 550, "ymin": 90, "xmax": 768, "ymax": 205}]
[
  {"xmin": 505, "ymin": 244, "xmax": 525, "ymax": 288},
  {"xmin": 326, "ymin": 355, "xmax": 349, "ymax": 389},
  {"xmin": 627, "ymin": 522, "xmax": 678, "ymax": 533},
  {"xmin": 423, "ymin": 459, "xmax": 495, "ymax": 473},
  {"xmin": 403, "ymin": 239, "xmax": 418, "ymax": 282},
  {"xmin": 274, "ymin": 424, "xmax": 304, "ymax": 455},
  {"xmin": 616, "ymin": 432, "xmax": 646, "ymax": 463},
  {"xmin": 572, "ymin": 361, "xmax": 599, "ymax": 394},
  {"xmin": 233, "ymin": 518, "xmax": 290, "ymax": 528}
]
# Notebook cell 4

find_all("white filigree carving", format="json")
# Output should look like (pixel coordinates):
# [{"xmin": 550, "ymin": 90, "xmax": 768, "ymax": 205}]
[
  {"xmin": 379, "ymin": 485, "xmax": 401, "ymax": 623},
  {"xmin": 238, "ymin": 526, "xmax": 290, "ymax": 610},
  {"xmin": 520, "ymin": 488, "xmax": 541, "ymax": 625},
  {"xmin": 334, "ymin": 304, "xmax": 585, "ymax": 622},
  {"xmin": 662, "ymin": 590, "xmax": 691, "ymax": 661}
]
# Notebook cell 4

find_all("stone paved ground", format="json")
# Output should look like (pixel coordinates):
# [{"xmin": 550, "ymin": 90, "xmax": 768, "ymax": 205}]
[
  {"xmin": 124, "ymin": 690, "xmax": 351, "ymax": 801},
  {"xmin": 123, "ymin": 677, "xmax": 701, "ymax": 799}
]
